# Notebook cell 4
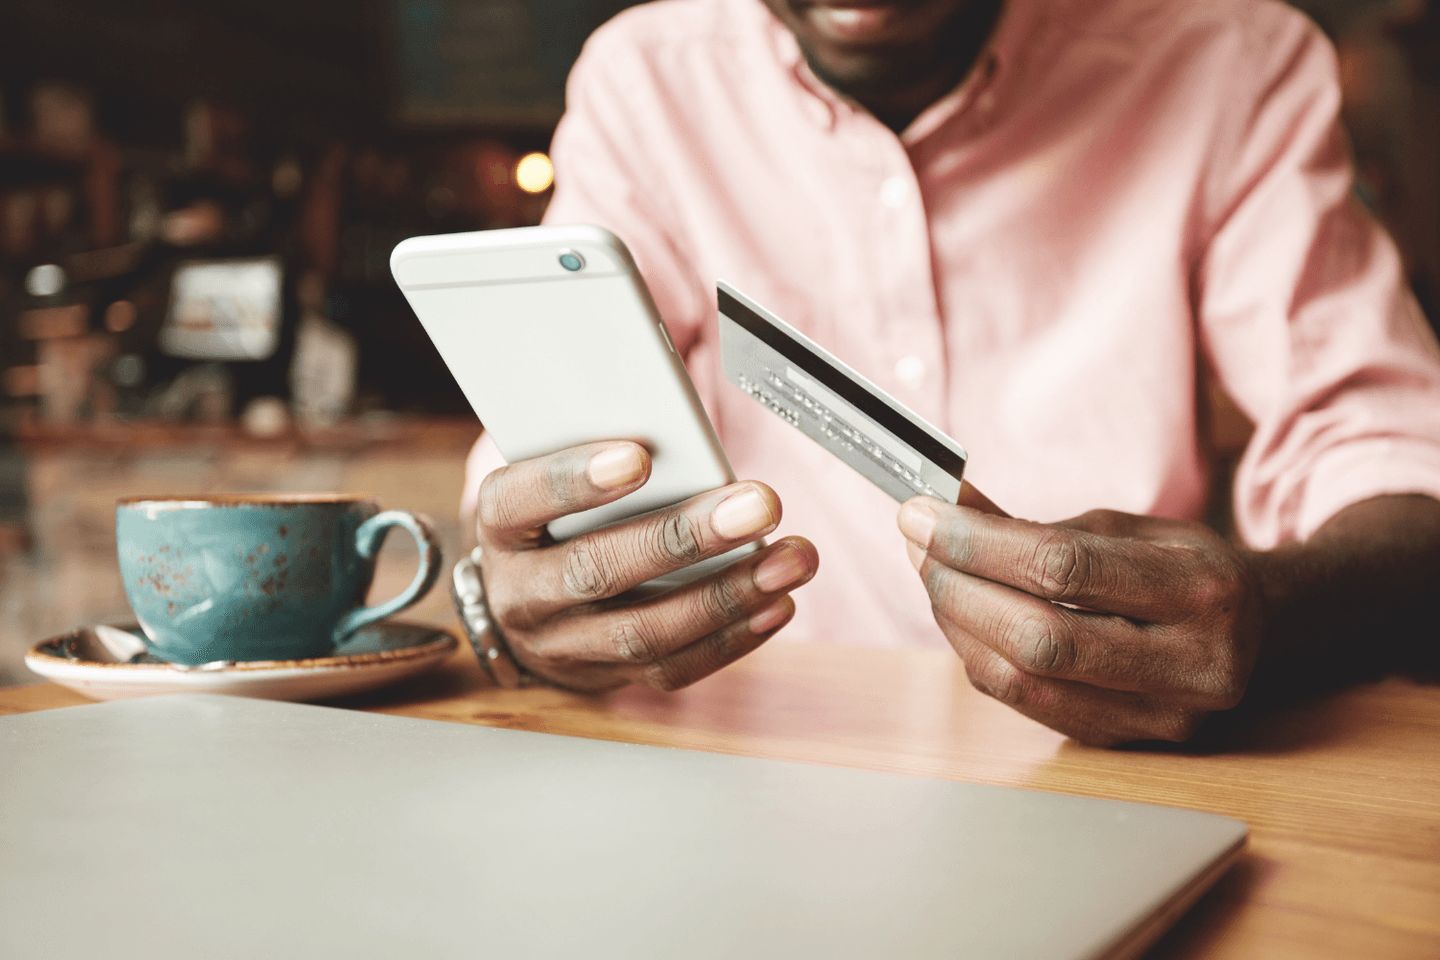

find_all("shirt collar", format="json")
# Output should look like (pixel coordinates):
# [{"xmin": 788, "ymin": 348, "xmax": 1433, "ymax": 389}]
[{"xmin": 743, "ymin": 0, "xmax": 1051, "ymax": 143}]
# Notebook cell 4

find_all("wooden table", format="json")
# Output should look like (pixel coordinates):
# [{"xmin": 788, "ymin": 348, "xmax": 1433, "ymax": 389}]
[{"xmin": 3, "ymin": 640, "xmax": 1437, "ymax": 959}]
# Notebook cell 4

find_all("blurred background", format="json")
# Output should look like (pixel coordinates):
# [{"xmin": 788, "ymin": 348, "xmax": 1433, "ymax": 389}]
[{"xmin": 0, "ymin": 0, "xmax": 1436, "ymax": 685}]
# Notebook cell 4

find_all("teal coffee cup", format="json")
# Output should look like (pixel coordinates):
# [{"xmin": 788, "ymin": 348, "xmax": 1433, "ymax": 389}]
[{"xmin": 117, "ymin": 494, "xmax": 442, "ymax": 665}]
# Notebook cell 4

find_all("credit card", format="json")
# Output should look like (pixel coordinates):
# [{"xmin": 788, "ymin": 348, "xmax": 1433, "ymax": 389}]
[{"xmin": 717, "ymin": 280, "xmax": 967, "ymax": 504}]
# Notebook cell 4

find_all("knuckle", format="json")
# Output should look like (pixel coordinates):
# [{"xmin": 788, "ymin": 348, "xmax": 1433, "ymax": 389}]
[
  {"xmin": 610, "ymin": 614, "xmax": 662, "ymax": 665},
  {"xmin": 543, "ymin": 456, "xmax": 587, "ymax": 510},
  {"xmin": 699, "ymin": 574, "xmax": 751, "ymax": 625},
  {"xmin": 969, "ymin": 660, "xmax": 1025, "ymax": 705},
  {"xmin": 476, "ymin": 471, "xmax": 518, "ymax": 533},
  {"xmin": 1184, "ymin": 567, "xmax": 1240, "ymax": 614},
  {"xmin": 1012, "ymin": 615, "xmax": 1072, "ymax": 674},
  {"xmin": 1030, "ymin": 533, "xmax": 1091, "ymax": 600},
  {"xmin": 652, "ymin": 511, "xmax": 706, "ymax": 567},
  {"xmin": 561, "ymin": 541, "xmax": 618, "ymax": 601}
]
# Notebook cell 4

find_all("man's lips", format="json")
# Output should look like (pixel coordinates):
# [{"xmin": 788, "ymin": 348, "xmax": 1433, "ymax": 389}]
[{"xmin": 802, "ymin": 4, "xmax": 903, "ymax": 42}]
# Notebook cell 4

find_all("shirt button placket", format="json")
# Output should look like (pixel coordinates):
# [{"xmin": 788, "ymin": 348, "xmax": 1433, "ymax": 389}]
[
  {"xmin": 894, "ymin": 355, "xmax": 926, "ymax": 389},
  {"xmin": 880, "ymin": 176, "xmax": 908, "ymax": 210},
  {"xmin": 876, "ymin": 150, "xmax": 946, "ymax": 428}
]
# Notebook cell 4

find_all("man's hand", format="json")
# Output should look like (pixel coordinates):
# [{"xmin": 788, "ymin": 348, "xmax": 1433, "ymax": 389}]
[
  {"xmin": 898, "ymin": 493, "xmax": 1263, "ymax": 746},
  {"xmin": 476, "ymin": 440, "xmax": 818, "ymax": 692}
]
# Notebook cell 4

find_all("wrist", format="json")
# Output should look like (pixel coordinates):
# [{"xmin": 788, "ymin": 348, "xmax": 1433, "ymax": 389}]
[
  {"xmin": 1234, "ymin": 494, "xmax": 1440, "ymax": 697},
  {"xmin": 1236, "ymin": 540, "xmax": 1318, "ymax": 675}
]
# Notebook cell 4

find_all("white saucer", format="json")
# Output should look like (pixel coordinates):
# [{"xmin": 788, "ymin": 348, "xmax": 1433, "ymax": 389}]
[{"xmin": 25, "ymin": 622, "xmax": 458, "ymax": 703}]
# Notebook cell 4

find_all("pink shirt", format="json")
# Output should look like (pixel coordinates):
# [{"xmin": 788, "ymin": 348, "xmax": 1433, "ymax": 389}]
[{"xmin": 464, "ymin": 0, "xmax": 1440, "ymax": 649}]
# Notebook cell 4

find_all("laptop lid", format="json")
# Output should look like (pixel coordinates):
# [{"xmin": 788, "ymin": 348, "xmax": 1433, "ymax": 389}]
[{"xmin": 0, "ymin": 695, "xmax": 1245, "ymax": 959}]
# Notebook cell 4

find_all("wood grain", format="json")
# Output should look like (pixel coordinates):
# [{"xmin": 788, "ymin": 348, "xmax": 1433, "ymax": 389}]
[{"xmin": 4, "ymin": 638, "xmax": 1438, "ymax": 959}]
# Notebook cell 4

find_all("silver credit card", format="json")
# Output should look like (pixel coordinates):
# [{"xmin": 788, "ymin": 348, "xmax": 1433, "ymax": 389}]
[{"xmin": 717, "ymin": 280, "xmax": 967, "ymax": 504}]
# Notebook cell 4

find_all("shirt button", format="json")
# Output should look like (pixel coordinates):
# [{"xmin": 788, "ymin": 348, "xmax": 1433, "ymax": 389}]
[
  {"xmin": 880, "ymin": 176, "xmax": 908, "ymax": 209},
  {"xmin": 894, "ymin": 356, "xmax": 926, "ymax": 388}
]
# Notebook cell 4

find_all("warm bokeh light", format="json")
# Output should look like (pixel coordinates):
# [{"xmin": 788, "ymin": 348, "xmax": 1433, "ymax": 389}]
[
  {"xmin": 104, "ymin": 300, "xmax": 138, "ymax": 333},
  {"xmin": 514, "ymin": 152, "xmax": 554, "ymax": 194}
]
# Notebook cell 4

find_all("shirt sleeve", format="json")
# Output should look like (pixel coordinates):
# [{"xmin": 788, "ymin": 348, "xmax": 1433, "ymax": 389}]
[
  {"xmin": 1196, "ymin": 6, "xmax": 1440, "ymax": 549},
  {"xmin": 541, "ymin": 22, "xmax": 711, "ymax": 357}
]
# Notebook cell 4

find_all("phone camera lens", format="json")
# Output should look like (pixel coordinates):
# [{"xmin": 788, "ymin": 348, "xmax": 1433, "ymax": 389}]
[{"xmin": 558, "ymin": 251, "xmax": 585, "ymax": 272}]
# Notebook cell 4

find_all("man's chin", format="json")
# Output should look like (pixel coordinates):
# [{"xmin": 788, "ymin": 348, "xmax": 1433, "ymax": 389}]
[{"xmin": 800, "ymin": 46, "xmax": 932, "ymax": 100}]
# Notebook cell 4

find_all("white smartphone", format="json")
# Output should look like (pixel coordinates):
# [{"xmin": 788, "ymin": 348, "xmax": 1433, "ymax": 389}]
[{"xmin": 391, "ymin": 224, "xmax": 756, "ymax": 585}]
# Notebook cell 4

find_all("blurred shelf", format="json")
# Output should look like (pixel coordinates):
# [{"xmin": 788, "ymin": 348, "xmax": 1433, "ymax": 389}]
[
  {"xmin": 0, "ymin": 139, "xmax": 89, "ymax": 181},
  {"xmin": 11, "ymin": 415, "xmax": 482, "ymax": 454}
]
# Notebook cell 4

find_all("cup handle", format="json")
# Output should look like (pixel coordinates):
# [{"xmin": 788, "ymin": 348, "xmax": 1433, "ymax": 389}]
[{"xmin": 332, "ymin": 510, "xmax": 443, "ymax": 644}]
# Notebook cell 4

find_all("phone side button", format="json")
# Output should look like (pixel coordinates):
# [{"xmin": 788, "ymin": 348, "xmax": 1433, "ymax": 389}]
[{"xmin": 658, "ymin": 322, "xmax": 677, "ymax": 354}]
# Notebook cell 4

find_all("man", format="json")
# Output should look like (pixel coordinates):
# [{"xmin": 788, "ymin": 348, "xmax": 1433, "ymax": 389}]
[{"xmin": 460, "ymin": 0, "xmax": 1440, "ymax": 745}]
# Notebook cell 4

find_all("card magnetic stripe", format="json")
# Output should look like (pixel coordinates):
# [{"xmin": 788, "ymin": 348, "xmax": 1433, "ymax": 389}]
[{"xmin": 717, "ymin": 284, "xmax": 966, "ymax": 504}]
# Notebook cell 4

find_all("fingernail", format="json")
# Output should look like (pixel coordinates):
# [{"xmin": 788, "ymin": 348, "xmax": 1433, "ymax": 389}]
[
  {"xmin": 749, "ymin": 598, "xmax": 794, "ymax": 634},
  {"xmin": 587, "ymin": 444, "xmax": 644, "ymax": 490},
  {"xmin": 754, "ymin": 545, "xmax": 809, "ymax": 592},
  {"xmin": 898, "ymin": 499, "xmax": 937, "ymax": 548},
  {"xmin": 906, "ymin": 540, "xmax": 926, "ymax": 572},
  {"xmin": 712, "ymin": 487, "xmax": 774, "ymax": 540}
]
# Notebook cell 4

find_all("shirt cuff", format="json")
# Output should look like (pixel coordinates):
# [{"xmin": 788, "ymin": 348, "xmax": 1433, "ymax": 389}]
[{"xmin": 1276, "ymin": 437, "xmax": 1440, "ymax": 544}]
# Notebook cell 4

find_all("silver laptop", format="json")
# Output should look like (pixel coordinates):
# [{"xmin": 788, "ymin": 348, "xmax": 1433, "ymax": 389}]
[{"xmin": 0, "ymin": 695, "xmax": 1244, "ymax": 959}]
